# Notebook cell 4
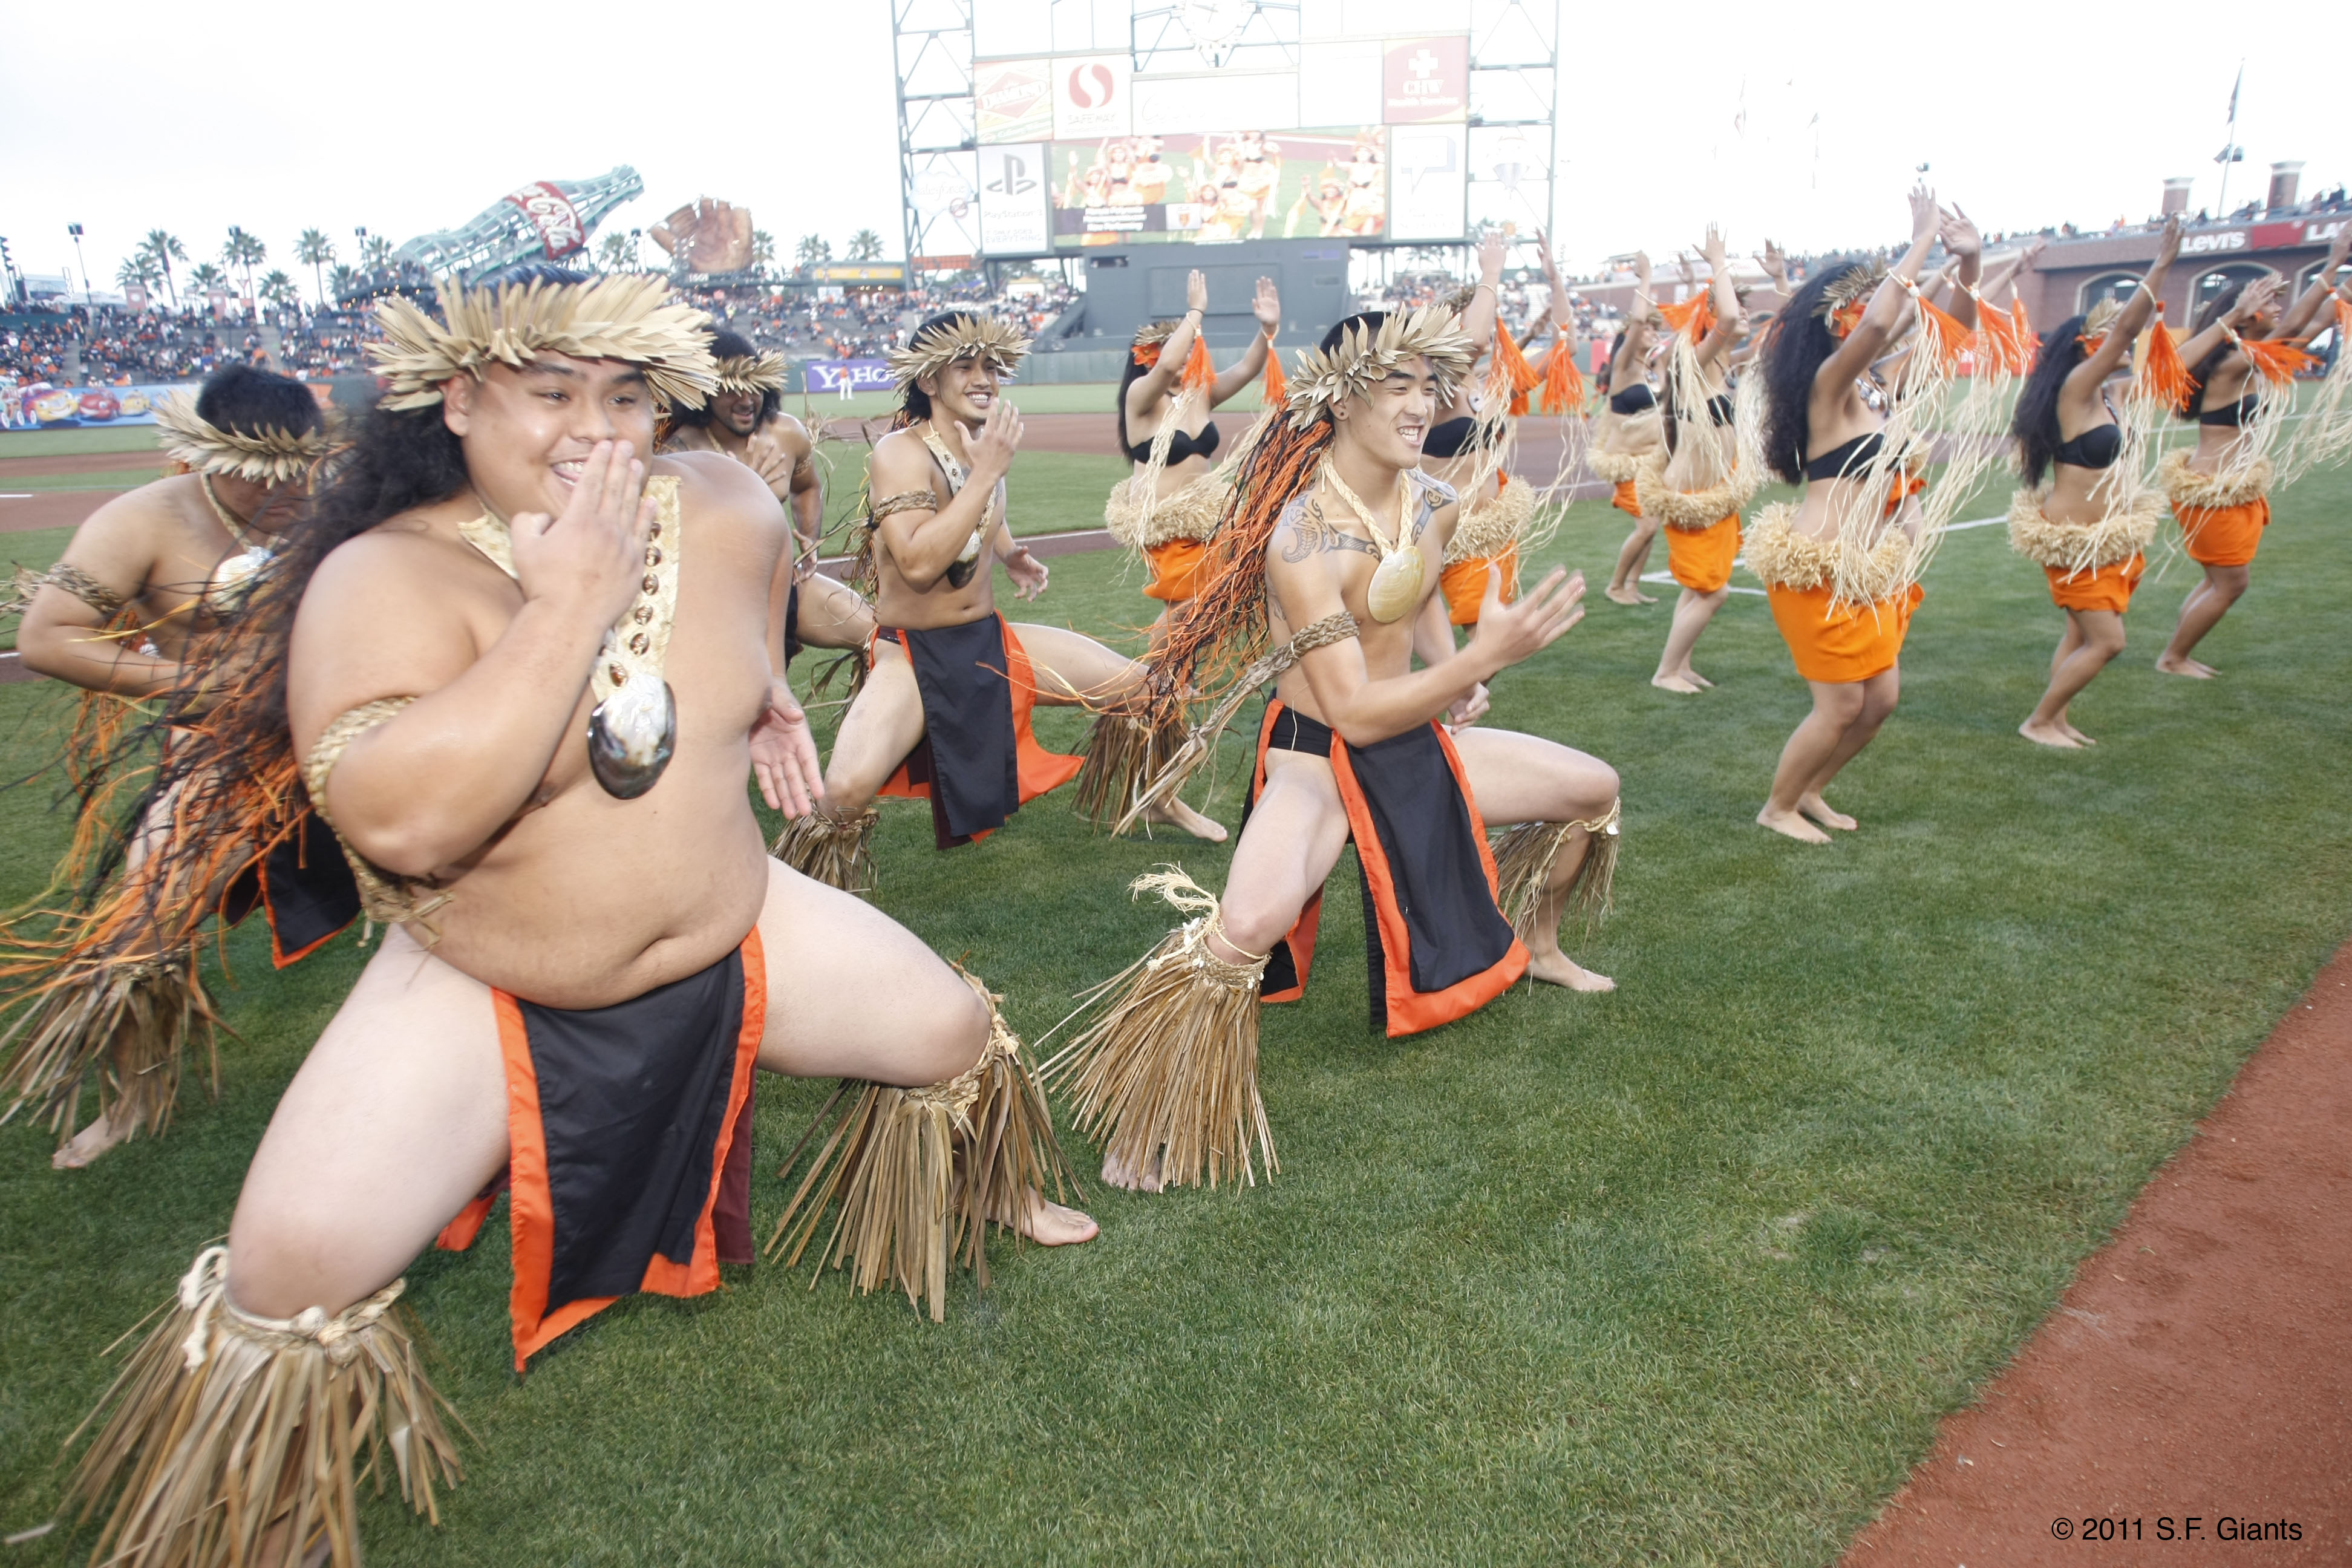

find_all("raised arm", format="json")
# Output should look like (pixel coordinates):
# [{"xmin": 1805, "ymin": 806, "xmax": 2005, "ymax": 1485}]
[
  {"xmin": 1818, "ymin": 186, "xmax": 1942, "ymax": 390},
  {"xmin": 2279, "ymin": 224, "xmax": 2352, "ymax": 339},
  {"xmin": 17, "ymin": 499, "xmax": 185, "ymax": 696},
  {"xmin": 2076, "ymin": 218, "xmax": 2179, "ymax": 389},
  {"xmin": 1609, "ymin": 252, "xmax": 1656, "ymax": 391},
  {"xmin": 2172, "ymin": 274, "xmax": 2285, "ymax": 368},
  {"xmin": 1938, "ymin": 205, "xmax": 1984, "ymax": 330},
  {"xmin": 289, "ymin": 440, "xmax": 660, "ymax": 878},
  {"xmin": 1209, "ymin": 276, "xmax": 1280, "ymax": 407},
  {"xmin": 1751, "ymin": 239, "xmax": 1795, "ymax": 311},
  {"xmin": 1454, "ymin": 231, "xmax": 1506, "ymax": 358},
  {"xmin": 873, "ymin": 401, "xmax": 1022, "ymax": 590},
  {"xmin": 1693, "ymin": 226, "xmax": 1745, "ymax": 370},
  {"xmin": 1126, "ymin": 270, "xmax": 1205, "ymax": 423}
]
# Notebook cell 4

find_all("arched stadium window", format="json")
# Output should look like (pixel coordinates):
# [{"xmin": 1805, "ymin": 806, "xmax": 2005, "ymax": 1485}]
[
  {"xmin": 2190, "ymin": 263, "xmax": 2272, "ymax": 318},
  {"xmin": 2077, "ymin": 272, "xmax": 2143, "ymax": 313}
]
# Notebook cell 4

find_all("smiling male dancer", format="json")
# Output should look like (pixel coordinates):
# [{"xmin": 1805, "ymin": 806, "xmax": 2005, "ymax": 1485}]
[
  {"xmin": 774, "ymin": 312, "xmax": 1223, "ymax": 889},
  {"xmin": 58, "ymin": 272, "xmax": 1090, "ymax": 1567},
  {"xmin": 1049, "ymin": 307, "xmax": 1622, "ymax": 1194}
]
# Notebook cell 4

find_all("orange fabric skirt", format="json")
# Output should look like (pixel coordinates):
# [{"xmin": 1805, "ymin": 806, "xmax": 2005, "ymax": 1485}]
[
  {"xmin": 1439, "ymin": 543, "xmax": 1520, "ymax": 625},
  {"xmin": 2047, "ymin": 554, "xmax": 2145, "ymax": 613},
  {"xmin": 1611, "ymin": 480, "xmax": 1640, "ymax": 517},
  {"xmin": 1766, "ymin": 581, "xmax": 1924, "ymax": 684},
  {"xmin": 874, "ymin": 618, "xmax": 1083, "ymax": 840},
  {"xmin": 1665, "ymin": 515, "xmax": 1740, "ymax": 593},
  {"xmin": 1143, "ymin": 538, "xmax": 1208, "ymax": 602},
  {"xmin": 1884, "ymin": 472, "xmax": 1927, "ymax": 518},
  {"xmin": 2178, "ymin": 497, "xmax": 2269, "ymax": 567}
]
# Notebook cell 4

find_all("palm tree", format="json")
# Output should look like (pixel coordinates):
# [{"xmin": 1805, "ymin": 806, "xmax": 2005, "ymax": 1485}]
[
  {"xmin": 359, "ymin": 235, "xmax": 395, "ymax": 271},
  {"xmin": 114, "ymin": 255, "xmax": 162, "ymax": 295},
  {"xmin": 751, "ymin": 230, "xmax": 777, "ymax": 279},
  {"xmin": 295, "ymin": 229, "xmax": 336, "ymax": 305},
  {"xmin": 188, "ymin": 262, "xmax": 228, "ymax": 312},
  {"xmin": 795, "ymin": 234, "xmax": 832, "ymax": 270},
  {"xmin": 139, "ymin": 229, "xmax": 188, "ymax": 306},
  {"xmin": 260, "ymin": 270, "xmax": 299, "ymax": 314},
  {"xmin": 221, "ymin": 227, "xmax": 267, "ymax": 313},
  {"xmin": 847, "ymin": 229, "xmax": 884, "ymax": 263},
  {"xmin": 596, "ymin": 232, "xmax": 638, "ymax": 273},
  {"xmin": 329, "ymin": 263, "xmax": 358, "ymax": 301}
]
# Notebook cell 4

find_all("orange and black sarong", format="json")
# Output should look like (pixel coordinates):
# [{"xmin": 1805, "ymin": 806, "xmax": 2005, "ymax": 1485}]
[
  {"xmin": 1244, "ymin": 701, "xmax": 1527, "ymax": 1038},
  {"xmin": 439, "ymin": 929, "xmax": 765, "ymax": 1370},
  {"xmin": 874, "ymin": 615, "xmax": 1083, "ymax": 847},
  {"xmin": 217, "ymin": 808, "xmax": 363, "ymax": 967}
]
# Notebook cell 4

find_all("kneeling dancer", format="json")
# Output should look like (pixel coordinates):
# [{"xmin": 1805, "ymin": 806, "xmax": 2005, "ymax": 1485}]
[
  {"xmin": 1048, "ymin": 308, "xmax": 1621, "ymax": 1194},
  {"xmin": 777, "ymin": 311, "xmax": 1221, "ymax": 892},
  {"xmin": 58, "ymin": 272, "xmax": 1089, "ymax": 1568}
]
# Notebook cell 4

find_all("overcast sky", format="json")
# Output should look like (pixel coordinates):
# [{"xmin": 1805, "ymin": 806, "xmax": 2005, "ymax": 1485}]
[{"xmin": 3, "ymin": 0, "xmax": 2339, "ymax": 296}]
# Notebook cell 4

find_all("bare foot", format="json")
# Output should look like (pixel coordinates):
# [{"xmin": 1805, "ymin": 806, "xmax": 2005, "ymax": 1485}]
[
  {"xmin": 1650, "ymin": 672, "xmax": 1700, "ymax": 694},
  {"xmin": 2018, "ymin": 718, "xmax": 2083, "ymax": 750},
  {"xmin": 1526, "ymin": 950, "xmax": 1615, "ymax": 991},
  {"xmin": 1604, "ymin": 584, "xmax": 1647, "ymax": 606},
  {"xmin": 1142, "ymin": 797, "xmax": 1229, "ymax": 843},
  {"xmin": 1684, "ymin": 670, "xmax": 1714, "ymax": 688},
  {"xmin": 2060, "ymin": 719, "xmax": 2097, "ymax": 746},
  {"xmin": 1099, "ymin": 1148, "xmax": 1164, "ymax": 1194},
  {"xmin": 52, "ymin": 1109, "xmax": 130, "ymax": 1170},
  {"xmin": 1007, "ymin": 1189, "xmax": 1098, "ymax": 1245},
  {"xmin": 1795, "ymin": 792, "xmax": 1858, "ymax": 831},
  {"xmin": 2154, "ymin": 654, "xmax": 2216, "ymax": 678},
  {"xmin": 1757, "ymin": 806, "xmax": 1832, "ymax": 844}
]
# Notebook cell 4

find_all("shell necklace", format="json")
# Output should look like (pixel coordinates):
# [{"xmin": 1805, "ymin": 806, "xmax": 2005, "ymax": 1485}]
[
  {"xmin": 1319, "ymin": 460, "xmax": 1422, "ymax": 623},
  {"xmin": 918, "ymin": 422, "xmax": 998, "ymax": 590},
  {"xmin": 198, "ymin": 475, "xmax": 276, "ymax": 614}
]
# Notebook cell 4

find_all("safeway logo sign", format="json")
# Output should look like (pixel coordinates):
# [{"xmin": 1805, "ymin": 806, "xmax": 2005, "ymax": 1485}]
[{"xmin": 1054, "ymin": 53, "xmax": 1129, "ymax": 139}]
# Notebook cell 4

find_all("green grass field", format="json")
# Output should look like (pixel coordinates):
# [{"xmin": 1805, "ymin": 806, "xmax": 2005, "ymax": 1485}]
[{"xmin": 1, "ymin": 456, "xmax": 2347, "ymax": 1566}]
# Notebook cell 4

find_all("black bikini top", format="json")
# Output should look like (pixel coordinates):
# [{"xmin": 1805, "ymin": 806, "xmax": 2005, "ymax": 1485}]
[
  {"xmin": 1804, "ymin": 431, "xmax": 1886, "ymax": 482},
  {"xmin": 2053, "ymin": 394, "xmax": 2122, "ymax": 471},
  {"xmin": 1705, "ymin": 391, "xmax": 1734, "ymax": 427},
  {"xmin": 1126, "ymin": 420, "xmax": 1221, "ymax": 464},
  {"xmin": 1422, "ymin": 415, "xmax": 1492, "ymax": 459},
  {"xmin": 2197, "ymin": 394, "xmax": 2256, "ymax": 428},
  {"xmin": 1608, "ymin": 384, "xmax": 1657, "ymax": 416}
]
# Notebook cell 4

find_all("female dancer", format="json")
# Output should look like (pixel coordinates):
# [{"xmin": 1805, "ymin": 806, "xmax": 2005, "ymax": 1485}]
[
  {"xmin": 1105, "ymin": 268, "xmax": 1280, "ymax": 627},
  {"xmin": 2155, "ymin": 223, "xmax": 2350, "ymax": 676},
  {"xmin": 2007, "ymin": 218, "xmax": 2181, "ymax": 746},
  {"xmin": 1428, "ymin": 230, "xmax": 1576, "ymax": 636},
  {"xmin": 1748, "ymin": 187, "xmax": 1978, "ymax": 843},
  {"xmin": 1595, "ymin": 253, "xmax": 1667, "ymax": 605},
  {"xmin": 1639, "ymin": 226, "xmax": 1752, "ymax": 691}
]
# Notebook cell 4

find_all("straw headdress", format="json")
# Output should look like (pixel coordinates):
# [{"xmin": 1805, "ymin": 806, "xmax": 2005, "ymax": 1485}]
[
  {"xmin": 884, "ymin": 313, "xmax": 1030, "ymax": 391},
  {"xmin": 713, "ymin": 349, "xmax": 789, "ymax": 396},
  {"xmin": 151, "ymin": 394, "xmax": 330, "ymax": 484},
  {"xmin": 1282, "ymin": 305, "xmax": 1475, "ymax": 430},
  {"xmin": 369, "ymin": 275, "xmax": 719, "ymax": 412}
]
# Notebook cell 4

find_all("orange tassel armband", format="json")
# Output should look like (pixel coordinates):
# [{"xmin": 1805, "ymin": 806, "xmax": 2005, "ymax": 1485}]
[
  {"xmin": 2135, "ymin": 305, "xmax": 2193, "ymax": 414},
  {"xmin": 1539, "ymin": 325, "xmax": 1585, "ymax": 414}
]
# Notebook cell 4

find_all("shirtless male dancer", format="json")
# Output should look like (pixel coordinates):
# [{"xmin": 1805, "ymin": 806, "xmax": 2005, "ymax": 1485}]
[
  {"xmin": 57, "ymin": 272, "xmax": 1091, "ymax": 1568},
  {"xmin": 1050, "ymin": 307, "xmax": 1622, "ymax": 1194},
  {"xmin": 776, "ymin": 312, "xmax": 1222, "ymax": 889},
  {"xmin": 658, "ymin": 327, "xmax": 873, "ymax": 659},
  {"xmin": 5, "ymin": 364, "xmax": 335, "ymax": 1167}
]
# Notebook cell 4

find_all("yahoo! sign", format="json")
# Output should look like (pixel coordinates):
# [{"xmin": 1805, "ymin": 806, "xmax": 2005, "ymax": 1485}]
[{"xmin": 802, "ymin": 358, "xmax": 895, "ymax": 395}]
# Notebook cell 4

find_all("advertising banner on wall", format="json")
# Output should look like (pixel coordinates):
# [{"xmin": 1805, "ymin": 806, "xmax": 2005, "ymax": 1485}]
[
  {"xmin": 800, "ymin": 359, "xmax": 893, "ymax": 397},
  {"xmin": 1382, "ymin": 36, "xmax": 1468, "ymax": 123},
  {"xmin": 1051, "ymin": 128, "xmax": 1386, "ymax": 246},
  {"xmin": 1053, "ymin": 53, "xmax": 1131, "ymax": 140},
  {"xmin": 979, "ymin": 143, "xmax": 1053, "ymax": 253},
  {"xmin": 975, "ymin": 58, "xmax": 1054, "ymax": 145},
  {"xmin": 4, "ymin": 381, "xmax": 197, "ymax": 430}
]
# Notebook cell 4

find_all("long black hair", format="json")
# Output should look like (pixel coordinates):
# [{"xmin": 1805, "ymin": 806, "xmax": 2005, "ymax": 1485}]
[
  {"xmin": 2181, "ymin": 276, "xmax": 2253, "ymax": 420},
  {"xmin": 2010, "ymin": 315, "xmax": 2090, "ymax": 486},
  {"xmin": 1757, "ymin": 259, "xmax": 1862, "ymax": 484},
  {"xmin": 670, "ymin": 328, "xmax": 780, "ymax": 428}
]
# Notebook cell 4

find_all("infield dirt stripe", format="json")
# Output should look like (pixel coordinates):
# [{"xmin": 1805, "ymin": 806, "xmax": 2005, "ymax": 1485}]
[{"xmin": 1841, "ymin": 941, "xmax": 2352, "ymax": 1566}]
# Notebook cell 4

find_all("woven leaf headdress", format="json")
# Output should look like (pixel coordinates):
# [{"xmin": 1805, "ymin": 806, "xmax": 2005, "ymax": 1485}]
[
  {"xmin": 152, "ymin": 394, "xmax": 329, "ymax": 484},
  {"xmin": 713, "ymin": 350, "xmax": 789, "ymax": 396},
  {"xmin": 369, "ymin": 275, "xmax": 719, "ymax": 412},
  {"xmin": 884, "ymin": 314, "xmax": 1030, "ymax": 391},
  {"xmin": 1281, "ymin": 305, "xmax": 1475, "ymax": 430}
]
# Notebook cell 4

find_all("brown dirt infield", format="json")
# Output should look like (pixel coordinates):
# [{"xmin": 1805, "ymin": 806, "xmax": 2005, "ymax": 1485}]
[{"xmin": 1841, "ymin": 941, "xmax": 2352, "ymax": 1566}]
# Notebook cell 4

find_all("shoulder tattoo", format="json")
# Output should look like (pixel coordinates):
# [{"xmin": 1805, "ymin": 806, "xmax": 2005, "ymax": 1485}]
[{"xmin": 1278, "ymin": 498, "xmax": 1380, "ymax": 563}]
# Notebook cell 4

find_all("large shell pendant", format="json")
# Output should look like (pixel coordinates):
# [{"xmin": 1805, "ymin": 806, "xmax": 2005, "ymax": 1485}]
[
  {"xmin": 1365, "ymin": 546, "xmax": 1424, "ymax": 624},
  {"xmin": 588, "ymin": 670, "xmax": 678, "ymax": 799},
  {"xmin": 944, "ymin": 526, "xmax": 984, "ymax": 590},
  {"xmin": 203, "ymin": 546, "xmax": 274, "ymax": 616}
]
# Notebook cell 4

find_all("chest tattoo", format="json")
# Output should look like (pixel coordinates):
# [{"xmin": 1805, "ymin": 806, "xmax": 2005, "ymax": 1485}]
[{"xmin": 1279, "ymin": 500, "xmax": 1382, "ymax": 563}]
